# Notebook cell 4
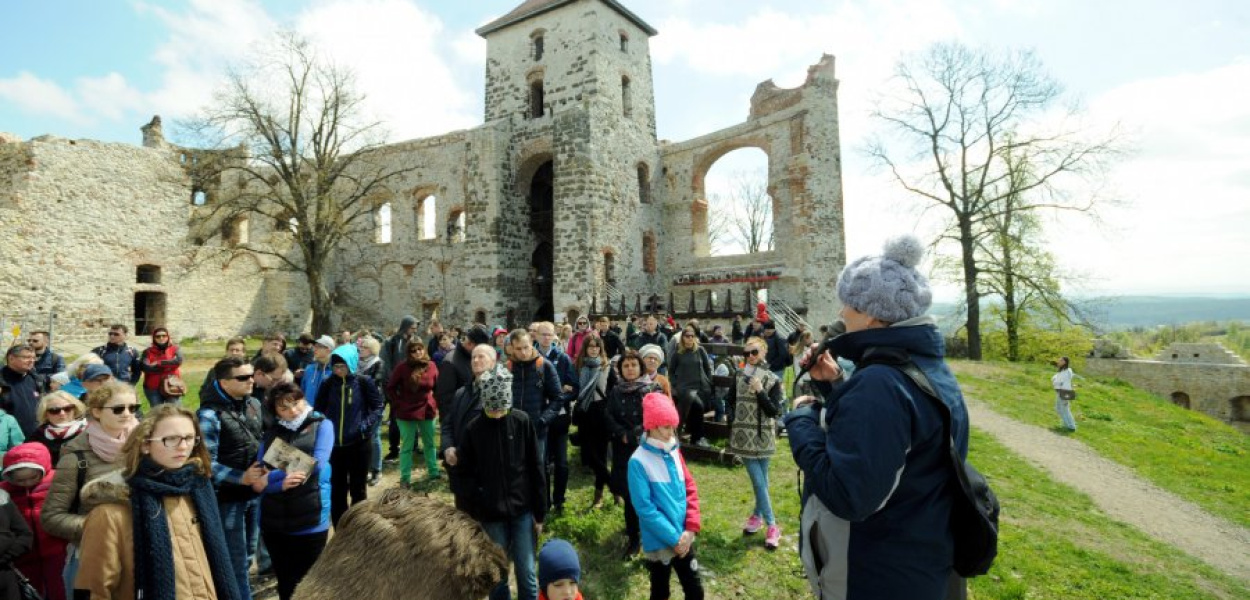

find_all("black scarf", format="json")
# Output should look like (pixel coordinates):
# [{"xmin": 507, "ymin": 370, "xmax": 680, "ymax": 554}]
[{"xmin": 129, "ymin": 458, "xmax": 241, "ymax": 600}]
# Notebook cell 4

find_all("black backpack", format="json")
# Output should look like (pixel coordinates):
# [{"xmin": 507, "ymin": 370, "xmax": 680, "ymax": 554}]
[{"xmin": 861, "ymin": 347, "xmax": 1000, "ymax": 577}]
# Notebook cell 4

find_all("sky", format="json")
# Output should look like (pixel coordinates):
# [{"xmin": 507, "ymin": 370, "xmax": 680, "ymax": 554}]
[{"xmin": 2, "ymin": 0, "xmax": 1248, "ymax": 300}]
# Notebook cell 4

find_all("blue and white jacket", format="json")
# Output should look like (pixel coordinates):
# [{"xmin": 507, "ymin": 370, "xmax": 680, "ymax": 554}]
[{"xmin": 626, "ymin": 435, "xmax": 702, "ymax": 554}]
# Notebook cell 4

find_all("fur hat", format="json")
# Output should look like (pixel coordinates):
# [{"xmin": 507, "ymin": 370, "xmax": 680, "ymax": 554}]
[
  {"xmin": 642, "ymin": 392, "xmax": 679, "ymax": 431},
  {"xmin": 478, "ymin": 364, "xmax": 513, "ymax": 413},
  {"xmin": 638, "ymin": 344, "xmax": 665, "ymax": 364},
  {"xmin": 538, "ymin": 538, "xmax": 581, "ymax": 589},
  {"xmin": 836, "ymin": 235, "xmax": 932, "ymax": 323}
]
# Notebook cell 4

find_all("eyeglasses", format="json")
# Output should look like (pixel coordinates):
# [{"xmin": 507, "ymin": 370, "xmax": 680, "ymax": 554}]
[
  {"xmin": 744, "ymin": 349, "xmax": 761, "ymax": 357},
  {"xmin": 46, "ymin": 406, "xmax": 75, "ymax": 416},
  {"xmin": 105, "ymin": 404, "xmax": 141, "ymax": 415},
  {"xmin": 229, "ymin": 373, "xmax": 255, "ymax": 382},
  {"xmin": 149, "ymin": 435, "xmax": 199, "ymax": 448}
]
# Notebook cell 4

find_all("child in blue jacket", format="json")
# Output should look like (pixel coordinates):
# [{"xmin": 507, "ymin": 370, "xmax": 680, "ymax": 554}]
[{"xmin": 627, "ymin": 392, "xmax": 704, "ymax": 600}]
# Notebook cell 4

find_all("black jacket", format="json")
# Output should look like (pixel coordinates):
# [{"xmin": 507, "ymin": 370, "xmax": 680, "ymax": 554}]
[
  {"xmin": 434, "ymin": 344, "xmax": 474, "ymax": 420},
  {"xmin": 458, "ymin": 410, "xmax": 546, "ymax": 524},
  {"xmin": 763, "ymin": 333, "xmax": 790, "ymax": 372},
  {"xmin": 260, "ymin": 414, "xmax": 327, "ymax": 533},
  {"xmin": 199, "ymin": 382, "xmax": 264, "ymax": 503},
  {"xmin": 0, "ymin": 367, "xmax": 45, "ymax": 437}
]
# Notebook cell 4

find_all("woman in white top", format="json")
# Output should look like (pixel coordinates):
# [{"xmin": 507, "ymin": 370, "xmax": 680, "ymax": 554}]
[{"xmin": 1051, "ymin": 356, "xmax": 1077, "ymax": 431}]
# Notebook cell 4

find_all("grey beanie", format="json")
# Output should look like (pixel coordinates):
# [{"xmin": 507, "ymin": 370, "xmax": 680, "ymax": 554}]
[{"xmin": 836, "ymin": 235, "xmax": 932, "ymax": 323}]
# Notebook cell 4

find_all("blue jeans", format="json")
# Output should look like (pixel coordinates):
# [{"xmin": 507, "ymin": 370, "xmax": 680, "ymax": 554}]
[
  {"xmin": 743, "ymin": 457, "xmax": 775, "ymax": 525},
  {"xmin": 482, "ymin": 513, "xmax": 538, "ymax": 600},
  {"xmin": 370, "ymin": 422, "xmax": 383, "ymax": 473},
  {"xmin": 1055, "ymin": 393, "xmax": 1077, "ymax": 430},
  {"xmin": 220, "ymin": 498, "xmax": 260, "ymax": 599},
  {"xmin": 62, "ymin": 544, "xmax": 79, "ymax": 595}
]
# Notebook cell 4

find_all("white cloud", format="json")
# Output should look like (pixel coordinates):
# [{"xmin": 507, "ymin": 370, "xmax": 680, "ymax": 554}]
[
  {"xmin": 0, "ymin": 72, "xmax": 82, "ymax": 122},
  {"xmin": 76, "ymin": 73, "xmax": 146, "ymax": 121},
  {"xmin": 296, "ymin": 0, "xmax": 478, "ymax": 141}
]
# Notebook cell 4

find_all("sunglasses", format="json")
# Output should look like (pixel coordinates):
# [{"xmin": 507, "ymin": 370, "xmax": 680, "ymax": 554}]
[
  {"xmin": 229, "ymin": 374, "xmax": 255, "ymax": 382},
  {"xmin": 744, "ymin": 349, "xmax": 761, "ymax": 357},
  {"xmin": 46, "ymin": 406, "xmax": 75, "ymax": 416},
  {"xmin": 104, "ymin": 404, "xmax": 141, "ymax": 416}
]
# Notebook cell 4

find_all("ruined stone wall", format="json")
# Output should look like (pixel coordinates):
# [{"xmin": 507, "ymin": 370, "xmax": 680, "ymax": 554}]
[
  {"xmin": 1086, "ymin": 357, "xmax": 1250, "ymax": 429},
  {"xmin": 658, "ymin": 55, "xmax": 846, "ymax": 327},
  {"xmin": 1152, "ymin": 343, "xmax": 1247, "ymax": 365},
  {"xmin": 0, "ymin": 135, "xmax": 306, "ymax": 348}
]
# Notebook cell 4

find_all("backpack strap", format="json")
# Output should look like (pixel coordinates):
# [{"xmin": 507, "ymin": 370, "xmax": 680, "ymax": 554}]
[{"xmin": 68, "ymin": 450, "xmax": 88, "ymax": 514}]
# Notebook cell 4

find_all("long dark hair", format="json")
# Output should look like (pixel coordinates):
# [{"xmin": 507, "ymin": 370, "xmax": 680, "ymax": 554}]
[
  {"xmin": 1056, "ymin": 356, "xmax": 1070, "ymax": 371},
  {"xmin": 575, "ymin": 335, "xmax": 604, "ymax": 370}
]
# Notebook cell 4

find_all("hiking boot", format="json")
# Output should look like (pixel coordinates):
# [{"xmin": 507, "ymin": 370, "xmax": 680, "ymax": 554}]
[
  {"xmin": 367, "ymin": 471, "xmax": 381, "ymax": 486},
  {"xmin": 743, "ymin": 514, "xmax": 763, "ymax": 535},
  {"xmin": 622, "ymin": 538, "xmax": 640, "ymax": 560},
  {"xmin": 765, "ymin": 524, "xmax": 781, "ymax": 550},
  {"xmin": 383, "ymin": 451, "xmax": 400, "ymax": 465}
]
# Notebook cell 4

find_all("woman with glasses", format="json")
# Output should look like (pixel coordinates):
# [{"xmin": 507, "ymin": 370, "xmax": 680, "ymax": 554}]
[
  {"xmin": 250, "ymin": 383, "xmax": 333, "ymax": 600},
  {"xmin": 28, "ymin": 391, "xmax": 88, "ymax": 464},
  {"xmin": 666, "ymin": 325, "xmax": 713, "ymax": 448},
  {"xmin": 729, "ymin": 336, "xmax": 784, "ymax": 550},
  {"xmin": 385, "ymin": 341, "xmax": 440, "ymax": 487},
  {"xmin": 139, "ymin": 327, "xmax": 184, "ymax": 407},
  {"xmin": 42, "ymin": 382, "xmax": 140, "ymax": 594},
  {"xmin": 74, "ymin": 403, "xmax": 241, "ymax": 600}
]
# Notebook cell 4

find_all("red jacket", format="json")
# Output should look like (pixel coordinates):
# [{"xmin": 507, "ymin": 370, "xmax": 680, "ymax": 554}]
[
  {"xmin": 385, "ymin": 360, "xmax": 440, "ymax": 421},
  {"xmin": 1, "ymin": 442, "xmax": 67, "ymax": 600},
  {"xmin": 141, "ymin": 342, "xmax": 182, "ymax": 391},
  {"xmin": 566, "ymin": 329, "xmax": 593, "ymax": 363}
]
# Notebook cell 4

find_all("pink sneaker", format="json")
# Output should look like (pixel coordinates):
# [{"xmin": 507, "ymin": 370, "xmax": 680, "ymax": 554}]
[
  {"xmin": 743, "ymin": 514, "xmax": 763, "ymax": 534},
  {"xmin": 765, "ymin": 524, "xmax": 781, "ymax": 550}
]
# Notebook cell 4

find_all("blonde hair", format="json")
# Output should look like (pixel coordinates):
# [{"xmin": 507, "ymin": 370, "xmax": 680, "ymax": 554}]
[
  {"xmin": 121, "ymin": 404, "xmax": 212, "ymax": 479},
  {"xmin": 745, "ymin": 336, "xmax": 767, "ymax": 354},
  {"xmin": 68, "ymin": 353, "xmax": 104, "ymax": 381},
  {"xmin": 677, "ymin": 325, "xmax": 702, "ymax": 353},
  {"xmin": 85, "ymin": 381, "xmax": 137, "ymax": 411},
  {"xmin": 358, "ymin": 337, "xmax": 381, "ymax": 355},
  {"xmin": 36, "ymin": 391, "xmax": 86, "ymax": 424}
]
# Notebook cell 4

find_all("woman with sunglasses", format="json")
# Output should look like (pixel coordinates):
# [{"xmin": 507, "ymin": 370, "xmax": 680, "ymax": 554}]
[
  {"xmin": 74, "ymin": 403, "xmax": 241, "ymax": 600},
  {"xmin": 139, "ymin": 327, "xmax": 184, "ymax": 407},
  {"xmin": 250, "ymin": 383, "xmax": 333, "ymax": 600},
  {"xmin": 667, "ymin": 325, "xmax": 713, "ymax": 448},
  {"xmin": 729, "ymin": 336, "xmax": 784, "ymax": 550},
  {"xmin": 28, "ymin": 391, "xmax": 88, "ymax": 464},
  {"xmin": 385, "ymin": 340, "xmax": 440, "ymax": 487},
  {"xmin": 42, "ymin": 382, "xmax": 140, "ymax": 593}
]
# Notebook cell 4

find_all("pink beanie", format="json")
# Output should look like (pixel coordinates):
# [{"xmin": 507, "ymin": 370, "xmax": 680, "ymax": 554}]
[{"xmin": 642, "ymin": 392, "xmax": 679, "ymax": 431}]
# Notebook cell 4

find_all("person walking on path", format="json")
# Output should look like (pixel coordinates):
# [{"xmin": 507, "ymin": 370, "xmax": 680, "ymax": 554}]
[{"xmin": 1052, "ymin": 356, "xmax": 1078, "ymax": 432}]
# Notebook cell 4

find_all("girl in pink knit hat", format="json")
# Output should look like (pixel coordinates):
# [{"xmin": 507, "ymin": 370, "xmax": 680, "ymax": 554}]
[{"xmin": 627, "ymin": 392, "xmax": 705, "ymax": 600}]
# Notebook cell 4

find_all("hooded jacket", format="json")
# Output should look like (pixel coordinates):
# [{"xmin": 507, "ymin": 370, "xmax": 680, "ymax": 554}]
[
  {"xmin": 782, "ymin": 317, "xmax": 969, "ymax": 600},
  {"xmin": 314, "ymin": 345, "xmax": 385, "ymax": 447},
  {"xmin": 0, "ymin": 366, "xmax": 44, "ymax": 437},
  {"xmin": 73, "ymin": 473, "xmax": 219, "ymax": 600},
  {"xmin": 380, "ymin": 315, "xmax": 418, "ymax": 377},
  {"xmin": 627, "ymin": 436, "xmax": 701, "ymax": 554},
  {"xmin": 0, "ymin": 488, "xmax": 32, "ymax": 600},
  {"xmin": 0, "ymin": 442, "xmax": 67, "ymax": 600}
]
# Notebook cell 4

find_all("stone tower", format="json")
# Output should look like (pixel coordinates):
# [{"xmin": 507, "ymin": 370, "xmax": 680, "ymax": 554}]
[{"xmin": 478, "ymin": 0, "xmax": 661, "ymax": 322}]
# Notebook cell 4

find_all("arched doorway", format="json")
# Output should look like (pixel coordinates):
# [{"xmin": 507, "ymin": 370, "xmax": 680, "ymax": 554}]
[
  {"xmin": 1170, "ymin": 391, "xmax": 1191, "ymax": 410},
  {"xmin": 530, "ymin": 161, "xmax": 555, "ymax": 321}
]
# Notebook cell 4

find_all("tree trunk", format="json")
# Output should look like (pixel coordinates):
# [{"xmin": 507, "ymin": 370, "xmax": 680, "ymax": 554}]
[
  {"xmin": 960, "ymin": 221, "xmax": 983, "ymax": 360},
  {"xmin": 1002, "ymin": 234, "xmax": 1019, "ymax": 362},
  {"xmin": 307, "ymin": 263, "xmax": 335, "ymax": 335}
]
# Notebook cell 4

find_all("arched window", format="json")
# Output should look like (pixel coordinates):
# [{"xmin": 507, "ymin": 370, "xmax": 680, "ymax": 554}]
[
  {"xmin": 418, "ymin": 195, "xmax": 437, "ymax": 241},
  {"xmin": 530, "ymin": 80, "xmax": 545, "ymax": 119},
  {"xmin": 375, "ymin": 203, "xmax": 392, "ymax": 244},
  {"xmin": 604, "ymin": 251, "xmax": 616, "ymax": 283},
  {"xmin": 191, "ymin": 189, "xmax": 207, "ymax": 206},
  {"xmin": 622, "ymin": 75, "xmax": 632, "ymax": 117},
  {"xmin": 702, "ymin": 147, "xmax": 772, "ymax": 256},
  {"xmin": 619, "ymin": 32, "xmax": 629, "ymax": 52},
  {"xmin": 636, "ymin": 162, "xmax": 651, "ymax": 204},
  {"xmin": 532, "ymin": 32, "xmax": 545, "ymax": 61},
  {"xmin": 448, "ymin": 209, "xmax": 465, "ymax": 243}
]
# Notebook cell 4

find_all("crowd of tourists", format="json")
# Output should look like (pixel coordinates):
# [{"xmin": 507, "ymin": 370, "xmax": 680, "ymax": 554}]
[{"xmin": 0, "ymin": 234, "xmax": 973, "ymax": 600}]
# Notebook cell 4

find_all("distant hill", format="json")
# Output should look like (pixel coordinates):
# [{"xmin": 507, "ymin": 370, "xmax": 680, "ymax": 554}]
[{"xmin": 928, "ymin": 296, "xmax": 1250, "ymax": 330}]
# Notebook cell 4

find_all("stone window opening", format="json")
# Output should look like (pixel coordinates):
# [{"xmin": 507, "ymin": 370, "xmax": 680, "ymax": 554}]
[
  {"xmin": 191, "ymin": 189, "xmax": 207, "ymax": 206},
  {"xmin": 604, "ymin": 251, "xmax": 616, "ymax": 284},
  {"xmin": 1170, "ymin": 391, "xmax": 1191, "ymax": 410},
  {"xmin": 1231, "ymin": 396, "xmax": 1249, "ymax": 422},
  {"xmin": 417, "ymin": 195, "xmax": 437, "ymax": 241},
  {"xmin": 619, "ymin": 31, "xmax": 629, "ymax": 52},
  {"xmin": 223, "ymin": 215, "xmax": 249, "ymax": 247},
  {"xmin": 447, "ymin": 209, "xmax": 465, "ymax": 243},
  {"xmin": 375, "ymin": 202, "xmax": 393, "ymax": 244},
  {"xmin": 622, "ymin": 75, "xmax": 632, "ymax": 117},
  {"xmin": 532, "ymin": 31, "xmax": 545, "ymax": 61},
  {"xmin": 636, "ymin": 162, "xmax": 651, "ymax": 203},
  {"xmin": 642, "ymin": 231, "xmax": 657, "ymax": 274},
  {"xmin": 136, "ymin": 265, "xmax": 162, "ymax": 285},
  {"xmin": 530, "ymin": 80, "xmax": 545, "ymax": 119},
  {"xmin": 474, "ymin": 309, "xmax": 487, "ymax": 324}
]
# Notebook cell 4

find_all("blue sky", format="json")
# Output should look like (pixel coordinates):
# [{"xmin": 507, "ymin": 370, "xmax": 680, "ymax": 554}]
[{"xmin": 3, "ymin": 0, "xmax": 1248, "ymax": 298}]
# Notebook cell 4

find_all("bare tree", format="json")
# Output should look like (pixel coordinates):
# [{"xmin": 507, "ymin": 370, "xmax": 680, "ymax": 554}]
[
  {"xmin": 709, "ymin": 169, "xmax": 774, "ymax": 255},
  {"xmin": 868, "ymin": 42, "xmax": 1120, "ymax": 359},
  {"xmin": 184, "ymin": 33, "xmax": 415, "ymax": 333}
]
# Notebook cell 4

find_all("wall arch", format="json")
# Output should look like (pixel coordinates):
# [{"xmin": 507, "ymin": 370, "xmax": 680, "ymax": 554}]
[{"xmin": 1170, "ymin": 391, "xmax": 1191, "ymax": 410}]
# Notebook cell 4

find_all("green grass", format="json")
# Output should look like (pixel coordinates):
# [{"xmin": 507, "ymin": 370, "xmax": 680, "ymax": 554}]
[
  {"xmin": 950, "ymin": 361, "xmax": 1249, "ymax": 528},
  {"xmin": 964, "ymin": 429, "xmax": 1247, "ymax": 599}
]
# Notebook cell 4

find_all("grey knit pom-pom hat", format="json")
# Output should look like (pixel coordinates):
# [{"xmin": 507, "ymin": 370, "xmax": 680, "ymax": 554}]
[{"xmin": 836, "ymin": 235, "xmax": 932, "ymax": 323}]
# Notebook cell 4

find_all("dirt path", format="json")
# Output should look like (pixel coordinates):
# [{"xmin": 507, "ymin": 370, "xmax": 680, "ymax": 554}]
[{"xmin": 966, "ymin": 397, "xmax": 1250, "ymax": 584}]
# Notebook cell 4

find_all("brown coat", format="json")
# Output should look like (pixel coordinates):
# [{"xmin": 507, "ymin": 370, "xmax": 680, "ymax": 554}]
[
  {"xmin": 40, "ymin": 432, "xmax": 124, "ymax": 543},
  {"xmin": 72, "ymin": 474, "xmax": 218, "ymax": 600}
]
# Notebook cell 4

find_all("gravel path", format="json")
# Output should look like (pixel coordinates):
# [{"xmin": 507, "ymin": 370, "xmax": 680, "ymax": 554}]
[{"xmin": 966, "ymin": 397, "xmax": 1250, "ymax": 583}]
